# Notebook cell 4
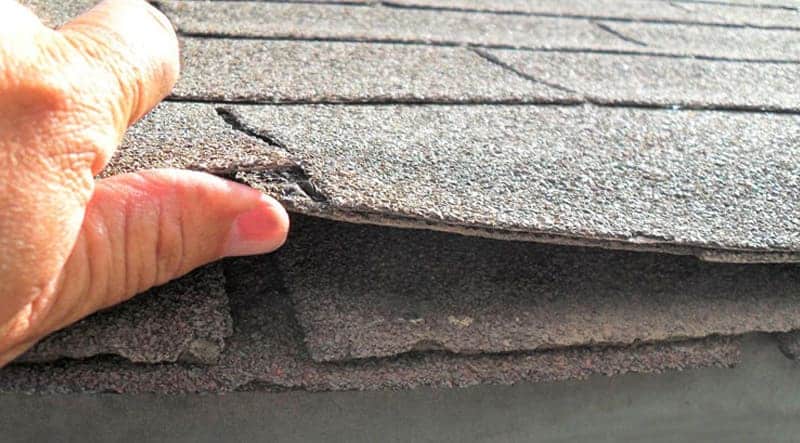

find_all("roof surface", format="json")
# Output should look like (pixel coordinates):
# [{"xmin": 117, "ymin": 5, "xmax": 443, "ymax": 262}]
[{"xmin": 6, "ymin": 0, "xmax": 800, "ymax": 394}]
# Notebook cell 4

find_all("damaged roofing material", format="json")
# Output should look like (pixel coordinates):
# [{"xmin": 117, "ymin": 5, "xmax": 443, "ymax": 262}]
[
  {"xmin": 16, "ymin": 265, "xmax": 232, "ymax": 365},
  {"xmin": 6, "ymin": 0, "xmax": 800, "ymax": 397},
  {"xmin": 280, "ymin": 216, "xmax": 800, "ymax": 362},
  {"xmin": 1, "ymin": 256, "xmax": 742, "ymax": 394},
  {"xmin": 223, "ymin": 104, "xmax": 800, "ymax": 262}
]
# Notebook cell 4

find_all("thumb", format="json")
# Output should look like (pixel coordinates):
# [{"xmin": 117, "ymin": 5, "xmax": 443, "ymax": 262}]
[{"xmin": 21, "ymin": 169, "xmax": 289, "ymax": 348}]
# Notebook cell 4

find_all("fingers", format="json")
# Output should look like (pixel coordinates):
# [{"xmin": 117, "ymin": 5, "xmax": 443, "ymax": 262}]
[
  {"xmin": 58, "ymin": 0, "xmax": 179, "ymax": 168},
  {"xmin": 3, "ymin": 170, "xmax": 288, "ymax": 351}
]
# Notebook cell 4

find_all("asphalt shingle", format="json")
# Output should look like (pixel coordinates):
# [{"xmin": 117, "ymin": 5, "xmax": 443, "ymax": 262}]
[
  {"xmin": 600, "ymin": 21, "xmax": 800, "ymax": 61},
  {"xmin": 386, "ymin": 0, "xmax": 800, "ymax": 28},
  {"xmin": 16, "ymin": 264, "xmax": 232, "ymax": 365},
  {"xmin": 226, "ymin": 104, "xmax": 800, "ymax": 261},
  {"xmin": 281, "ymin": 215, "xmax": 800, "ymax": 362},
  {"xmin": 160, "ymin": 1, "xmax": 637, "ymax": 50},
  {"xmin": 0, "ymin": 256, "xmax": 742, "ymax": 394},
  {"xmin": 174, "ymin": 38, "xmax": 575, "ymax": 103},
  {"xmin": 485, "ymin": 49, "xmax": 800, "ymax": 111}
]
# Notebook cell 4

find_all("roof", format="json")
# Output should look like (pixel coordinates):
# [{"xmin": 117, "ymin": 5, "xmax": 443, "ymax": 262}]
[{"xmin": 5, "ymin": 0, "xmax": 800, "ymax": 394}]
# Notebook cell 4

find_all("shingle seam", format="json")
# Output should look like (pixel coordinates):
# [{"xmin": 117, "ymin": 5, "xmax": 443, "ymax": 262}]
[
  {"xmin": 593, "ymin": 22, "xmax": 650, "ymax": 46},
  {"xmin": 671, "ymin": 0, "xmax": 799, "ymax": 11},
  {"xmin": 213, "ymin": 108, "xmax": 329, "ymax": 203},
  {"xmin": 470, "ymin": 48, "xmax": 581, "ymax": 95},
  {"xmin": 163, "ymin": 97, "xmax": 800, "ymax": 116},
  {"xmin": 379, "ymin": 1, "xmax": 800, "ymax": 31},
  {"xmin": 177, "ymin": 33, "xmax": 800, "ymax": 64}
]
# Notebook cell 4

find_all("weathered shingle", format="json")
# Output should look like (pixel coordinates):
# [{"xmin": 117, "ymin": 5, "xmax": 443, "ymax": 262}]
[
  {"xmin": 281, "ymin": 215, "xmax": 800, "ymax": 362},
  {"xmin": 225, "ymin": 104, "xmax": 800, "ymax": 261},
  {"xmin": 0, "ymin": 256, "xmax": 742, "ymax": 394},
  {"xmin": 160, "ymin": 1, "xmax": 637, "ymax": 50},
  {"xmin": 484, "ymin": 49, "xmax": 800, "ymax": 111},
  {"xmin": 16, "ymin": 264, "xmax": 232, "ymax": 365},
  {"xmin": 600, "ymin": 21, "xmax": 800, "ymax": 61},
  {"xmin": 174, "ymin": 38, "xmax": 575, "ymax": 103},
  {"xmin": 386, "ymin": 0, "xmax": 800, "ymax": 28}
]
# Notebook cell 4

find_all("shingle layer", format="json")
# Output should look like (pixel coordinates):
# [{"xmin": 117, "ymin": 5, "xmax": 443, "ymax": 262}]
[
  {"xmin": 280, "ymin": 216, "xmax": 800, "ymax": 362},
  {"xmin": 0, "ymin": 257, "xmax": 742, "ymax": 394},
  {"xmin": 16, "ymin": 265, "xmax": 232, "ymax": 365},
  {"xmin": 227, "ymin": 104, "xmax": 800, "ymax": 260}
]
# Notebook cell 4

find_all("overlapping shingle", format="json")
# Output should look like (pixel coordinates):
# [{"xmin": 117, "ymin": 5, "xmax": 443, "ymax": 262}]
[
  {"xmin": 225, "ymin": 104, "xmax": 800, "ymax": 261},
  {"xmin": 599, "ymin": 21, "xmax": 800, "ymax": 61},
  {"xmin": 484, "ymin": 49, "xmax": 800, "ymax": 111},
  {"xmin": 160, "ymin": 1, "xmax": 637, "ymax": 50},
  {"xmin": 15, "ymin": 264, "xmax": 232, "ymax": 365},
  {"xmin": 0, "ymin": 256, "xmax": 742, "ymax": 394},
  {"xmin": 174, "ymin": 38, "xmax": 575, "ymax": 103},
  {"xmin": 386, "ymin": 0, "xmax": 800, "ymax": 28}
]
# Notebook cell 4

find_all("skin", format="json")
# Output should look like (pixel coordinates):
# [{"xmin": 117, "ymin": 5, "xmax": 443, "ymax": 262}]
[{"xmin": 0, "ymin": 0, "xmax": 290, "ymax": 366}]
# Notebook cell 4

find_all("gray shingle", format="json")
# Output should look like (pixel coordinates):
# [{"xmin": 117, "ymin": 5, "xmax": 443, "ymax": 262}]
[
  {"xmin": 0, "ymin": 256, "xmax": 742, "ymax": 394},
  {"xmin": 174, "ymin": 38, "xmax": 575, "ymax": 103},
  {"xmin": 225, "ymin": 104, "xmax": 800, "ymax": 260},
  {"xmin": 15, "ymin": 264, "xmax": 232, "ymax": 365},
  {"xmin": 601, "ymin": 21, "xmax": 800, "ymax": 61},
  {"xmin": 159, "ymin": 1, "xmax": 637, "ymax": 50},
  {"xmin": 485, "ymin": 49, "xmax": 800, "ymax": 110},
  {"xmin": 386, "ymin": 0, "xmax": 800, "ymax": 28},
  {"xmin": 103, "ymin": 102, "xmax": 292, "ymax": 178},
  {"xmin": 281, "ymin": 215, "xmax": 800, "ymax": 362}
]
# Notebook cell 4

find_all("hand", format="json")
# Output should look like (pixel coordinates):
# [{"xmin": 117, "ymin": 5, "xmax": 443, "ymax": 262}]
[{"xmin": 0, "ymin": 0, "xmax": 289, "ymax": 366}]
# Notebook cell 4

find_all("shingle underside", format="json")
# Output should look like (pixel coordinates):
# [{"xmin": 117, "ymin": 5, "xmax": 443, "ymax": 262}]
[{"xmin": 5, "ymin": 0, "xmax": 800, "ymax": 393}]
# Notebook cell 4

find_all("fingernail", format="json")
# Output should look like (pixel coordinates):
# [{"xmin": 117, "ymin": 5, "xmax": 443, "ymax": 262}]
[{"xmin": 224, "ymin": 195, "xmax": 289, "ymax": 257}]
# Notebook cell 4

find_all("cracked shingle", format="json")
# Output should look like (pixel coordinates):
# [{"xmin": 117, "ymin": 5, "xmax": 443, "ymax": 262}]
[
  {"xmin": 225, "ymin": 104, "xmax": 800, "ymax": 260},
  {"xmin": 485, "ymin": 49, "xmax": 800, "ymax": 111},
  {"xmin": 174, "ymin": 38, "xmax": 576, "ymax": 103}
]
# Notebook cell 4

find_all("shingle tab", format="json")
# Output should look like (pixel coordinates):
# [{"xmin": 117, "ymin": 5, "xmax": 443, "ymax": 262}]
[
  {"xmin": 16, "ymin": 264, "xmax": 232, "ymax": 365},
  {"xmin": 387, "ymin": 0, "xmax": 800, "ymax": 28},
  {"xmin": 601, "ymin": 21, "xmax": 800, "ymax": 61},
  {"xmin": 174, "ymin": 38, "xmax": 575, "ymax": 103},
  {"xmin": 160, "ymin": 1, "xmax": 636, "ymax": 50},
  {"xmin": 485, "ymin": 49, "xmax": 800, "ymax": 110},
  {"xmin": 226, "ymin": 104, "xmax": 800, "ymax": 260}
]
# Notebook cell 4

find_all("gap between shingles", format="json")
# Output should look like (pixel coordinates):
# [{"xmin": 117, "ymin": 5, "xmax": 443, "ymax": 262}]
[{"xmin": 178, "ymin": 33, "xmax": 800, "ymax": 65}]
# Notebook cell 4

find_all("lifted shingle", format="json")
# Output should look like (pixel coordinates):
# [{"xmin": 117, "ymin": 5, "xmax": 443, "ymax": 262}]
[{"xmin": 225, "ymin": 104, "xmax": 800, "ymax": 261}]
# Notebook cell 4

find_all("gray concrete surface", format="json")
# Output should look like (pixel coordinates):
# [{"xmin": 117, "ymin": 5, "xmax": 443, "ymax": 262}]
[{"xmin": 1, "ymin": 334, "xmax": 799, "ymax": 442}]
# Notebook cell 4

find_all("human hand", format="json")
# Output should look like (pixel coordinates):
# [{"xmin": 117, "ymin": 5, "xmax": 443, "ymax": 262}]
[{"xmin": 0, "ymin": 0, "xmax": 289, "ymax": 366}]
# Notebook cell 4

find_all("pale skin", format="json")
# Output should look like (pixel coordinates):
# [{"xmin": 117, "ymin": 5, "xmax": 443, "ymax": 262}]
[{"xmin": 0, "ymin": 0, "xmax": 290, "ymax": 366}]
